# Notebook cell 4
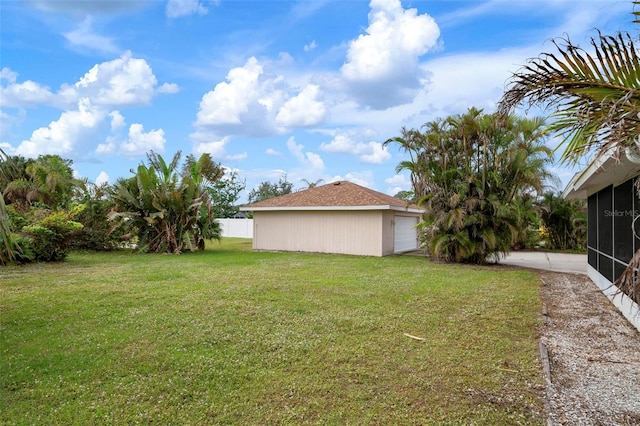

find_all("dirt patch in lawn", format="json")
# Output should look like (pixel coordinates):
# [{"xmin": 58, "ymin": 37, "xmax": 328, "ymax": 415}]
[{"xmin": 538, "ymin": 271, "xmax": 640, "ymax": 425}]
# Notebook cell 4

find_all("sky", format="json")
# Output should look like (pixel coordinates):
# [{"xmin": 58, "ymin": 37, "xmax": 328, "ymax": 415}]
[{"xmin": 0, "ymin": 0, "xmax": 637, "ymax": 202}]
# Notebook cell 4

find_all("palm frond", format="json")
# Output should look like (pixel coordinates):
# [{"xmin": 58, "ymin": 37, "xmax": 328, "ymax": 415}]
[{"xmin": 499, "ymin": 32, "xmax": 640, "ymax": 163}]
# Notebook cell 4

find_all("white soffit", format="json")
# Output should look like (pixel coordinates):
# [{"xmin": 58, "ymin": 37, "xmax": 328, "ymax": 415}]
[{"xmin": 563, "ymin": 148, "xmax": 640, "ymax": 200}]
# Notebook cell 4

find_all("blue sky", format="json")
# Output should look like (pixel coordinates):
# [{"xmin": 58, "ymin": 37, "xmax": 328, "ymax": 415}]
[{"xmin": 0, "ymin": 0, "xmax": 636, "ymax": 201}]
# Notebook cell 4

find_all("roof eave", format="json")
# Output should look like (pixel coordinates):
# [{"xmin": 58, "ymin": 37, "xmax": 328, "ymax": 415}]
[
  {"xmin": 563, "ymin": 147, "xmax": 640, "ymax": 200},
  {"xmin": 240, "ymin": 205, "xmax": 425, "ymax": 213}
]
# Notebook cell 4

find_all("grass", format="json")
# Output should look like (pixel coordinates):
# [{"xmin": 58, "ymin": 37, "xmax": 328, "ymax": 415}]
[{"xmin": 1, "ymin": 238, "xmax": 545, "ymax": 425}]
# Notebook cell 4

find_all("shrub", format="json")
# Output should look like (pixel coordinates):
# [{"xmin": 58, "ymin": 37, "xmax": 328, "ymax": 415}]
[
  {"xmin": 20, "ymin": 208, "xmax": 83, "ymax": 262},
  {"xmin": 70, "ymin": 200, "xmax": 121, "ymax": 251}
]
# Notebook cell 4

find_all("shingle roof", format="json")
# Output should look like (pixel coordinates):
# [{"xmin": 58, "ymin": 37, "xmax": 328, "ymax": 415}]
[{"xmin": 240, "ymin": 181, "xmax": 424, "ymax": 212}]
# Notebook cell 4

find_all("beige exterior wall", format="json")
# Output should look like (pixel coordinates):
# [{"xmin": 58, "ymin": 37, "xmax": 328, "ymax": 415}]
[
  {"xmin": 381, "ymin": 211, "xmax": 395, "ymax": 256},
  {"xmin": 253, "ymin": 210, "xmax": 385, "ymax": 256},
  {"xmin": 251, "ymin": 210, "xmax": 423, "ymax": 256}
]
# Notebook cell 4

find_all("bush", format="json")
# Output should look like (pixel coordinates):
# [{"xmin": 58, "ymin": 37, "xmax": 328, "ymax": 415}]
[
  {"xmin": 20, "ymin": 208, "xmax": 83, "ymax": 262},
  {"xmin": 70, "ymin": 200, "xmax": 121, "ymax": 251}
]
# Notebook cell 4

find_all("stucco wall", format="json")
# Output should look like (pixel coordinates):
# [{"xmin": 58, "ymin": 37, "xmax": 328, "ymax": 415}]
[
  {"xmin": 252, "ymin": 210, "xmax": 385, "ymax": 256},
  {"xmin": 381, "ymin": 211, "xmax": 395, "ymax": 256}
]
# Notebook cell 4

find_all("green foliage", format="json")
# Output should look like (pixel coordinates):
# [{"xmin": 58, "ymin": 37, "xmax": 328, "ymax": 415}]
[
  {"xmin": 70, "ymin": 182, "xmax": 122, "ymax": 251},
  {"xmin": 109, "ymin": 151, "xmax": 223, "ymax": 254},
  {"xmin": 20, "ymin": 208, "xmax": 84, "ymax": 262},
  {"xmin": 1, "ymin": 150, "xmax": 27, "ymax": 265},
  {"xmin": 537, "ymin": 191, "xmax": 587, "ymax": 250},
  {"xmin": 387, "ymin": 108, "xmax": 553, "ymax": 264},
  {"xmin": 207, "ymin": 170, "xmax": 246, "ymax": 218},
  {"xmin": 2, "ymin": 153, "xmax": 80, "ymax": 212},
  {"xmin": 499, "ymin": 4, "xmax": 640, "ymax": 163},
  {"xmin": 247, "ymin": 175, "xmax": 294, "ymax": 204}
]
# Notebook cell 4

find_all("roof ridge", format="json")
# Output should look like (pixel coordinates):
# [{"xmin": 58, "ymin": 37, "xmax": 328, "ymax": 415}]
[{"xmin": 242, "ymin": 180, "xmax": 422, "ymax": 211}]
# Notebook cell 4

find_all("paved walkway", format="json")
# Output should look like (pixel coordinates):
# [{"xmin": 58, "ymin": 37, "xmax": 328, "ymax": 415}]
[{"xmin": 499, "ymin": 251, "xmax": 587, "ymax": 275}]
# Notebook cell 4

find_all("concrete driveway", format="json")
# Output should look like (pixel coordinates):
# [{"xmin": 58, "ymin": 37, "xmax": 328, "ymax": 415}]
[{"xmin": 499, "ymin": 251, "xmax": 587, "ymax": 275}]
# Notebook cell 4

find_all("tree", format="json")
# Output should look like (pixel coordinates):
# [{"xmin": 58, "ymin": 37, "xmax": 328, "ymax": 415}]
[
  {"xmin": 498, "ymin": 3, "xmax": 640, "ymax": 163},
  {"xmin": 70, "ymin": 180, "xmax": 122, "ymax": 251},
  {"xmin": 247, "ymin": 176, "xmax": 294, "ymax": 204},
  {"xmin": 3, "ymin": 154, "xmax": 79, "ymax": 211},
  {"xmin": 537, "ymin": 191, "xmax": 586, "ymax": 251},
  {"xmin": 0, "ymin": 149, "xmax": 22, "ymax": 265},
  {"xmin": 394, "ymin": 190, "xmax": 415, "ymax": 202},
  {"xmin": 208, "ymin": 170, "xmax": 246, "ymax": 218},
  {"xmin": 301, "ymin": 178, "xmax": 324, "ymax": 189},
  {"xmin": 386, "ymin": 108, "xmax": 554, "ymax": 263},
  {"xmin": 499, "ymin": 2, "xmax": 640, "ymax": 303},
  {"xmin": 109, "ymin": 151, "xmax": 223, "ymax": 254}
]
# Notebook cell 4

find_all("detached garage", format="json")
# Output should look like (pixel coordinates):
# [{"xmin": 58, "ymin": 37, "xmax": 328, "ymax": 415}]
[{"xmin": 240, "ymin": 181, "xmax": 425, "ymax": 257}]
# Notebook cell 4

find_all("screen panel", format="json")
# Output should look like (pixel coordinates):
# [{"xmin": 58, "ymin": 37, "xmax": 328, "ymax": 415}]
[
  {"xmin": 598, "ymin": 185, "xmax": 613, "ymax": 256},
  {"xmin": 614, "ymin": 260, "xmax": 628, "ymax": 283},
  {"xmin": 588, "ymin": 193, "xmax": 597, "ymax": 249},
  {"xmin": 635, "ymin": 177, "xmax": 640, "ymax": 253},
  {"xmin": 598, "ymin": 253, "xmax": 614, "ymax": 282},
  {"xmin": 614, "ymin": 179, "xmax": 633, "ymax": 263},
  {"xmin": 588, "ymin": 247, "xmax": 597, "ymax": 269}
]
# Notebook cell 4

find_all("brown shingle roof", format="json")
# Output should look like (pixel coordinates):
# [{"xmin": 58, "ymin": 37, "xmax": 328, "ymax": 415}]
[{"xmin": 241, "ymin": 181, "xmax": 424, "ymax": 212}]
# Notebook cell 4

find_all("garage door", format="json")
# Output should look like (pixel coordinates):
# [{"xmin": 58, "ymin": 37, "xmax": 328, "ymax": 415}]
[{"xmin": 394, "ymin": 216, "xmax": 419, "ymax": 253}]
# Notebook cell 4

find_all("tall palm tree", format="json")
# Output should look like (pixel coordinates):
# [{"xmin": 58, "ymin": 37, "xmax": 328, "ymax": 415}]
[
  {"xmin": 498, "ymin": 5, "xmax": 640, "ymax": 163},
  {"xmin": 499, "ymin": 2, "xmax": 640, "ymax": 301},
  {"xmin": 386, "ymin": 109, "xmax": 553, "ymax": 263}
]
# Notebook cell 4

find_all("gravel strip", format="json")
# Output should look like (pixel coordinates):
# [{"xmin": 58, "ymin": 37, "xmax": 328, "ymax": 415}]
[{"xmin": 538, "ymin": 271, "xmax": 640, "ymax": 425}]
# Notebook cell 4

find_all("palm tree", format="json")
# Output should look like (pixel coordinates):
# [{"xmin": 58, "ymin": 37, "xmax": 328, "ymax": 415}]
[
  {"xmin": 3, "ymin": 154, "xmax": 79, "ymax": 211},
  {"xmin": 109, "ymin": 151, "xmax": 223, "ymax": 254},
  {"xmin": 499, "ymin": 2, "xmax": 639, "ymax": 302},
  {"xmin": 386, "ymin": 109, "xmax": 553, "ymax": 263},
  {"xmin": 0, "ymin": 149, "xmax": 21, "ymax": 265},
  {"xmin": 537, "ymin": 191, "xmax": 586, "ymax": 250},
  {"xmin": 301, "ymin": 178, "xmax": 324, "ymax": 189},
  {"xmin": 498, "ymin": 5, "xmax": 640, "ymax": 163}
]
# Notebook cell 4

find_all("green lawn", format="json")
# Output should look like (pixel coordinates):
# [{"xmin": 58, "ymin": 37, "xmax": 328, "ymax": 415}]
[{"xmin": 1, "ymin": 238, "xmax": 545, "ymax": 425}]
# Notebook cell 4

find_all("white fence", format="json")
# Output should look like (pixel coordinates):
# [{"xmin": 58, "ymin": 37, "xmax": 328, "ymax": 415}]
[{"xmin": 217, "ymin": 219, "xmax": 253, "ymax": 238}]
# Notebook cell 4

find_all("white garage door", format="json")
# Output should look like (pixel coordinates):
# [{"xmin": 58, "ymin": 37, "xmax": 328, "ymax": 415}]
[{"xmin": 394, "ymin": 216, "xmax": 419, "ymax": 253}]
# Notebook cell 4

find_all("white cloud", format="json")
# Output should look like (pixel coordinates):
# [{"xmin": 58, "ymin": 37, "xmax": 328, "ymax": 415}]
[
  {"xmin": 196, "ymin": 56, "xmax": 328, "ymax": 137},
  {"xmin": 0, "ymin": 142, "xmax": 16, "ymax": 155},
  {"xmin": 95, "ymin": 171, "xmax": 110, "ymax": 186},
  {"xmin": 0, "ymin": 68, "xmax": 18, "ymax": 84},
  {"xmin": 109, "ymin": 111, "xmax": 126, "ymax": 131},
  {"xmin": 63, "ymin": 16, "xmax": 119, "ymax": 54},
  {"xmin": 340, "ymin": 0, "xmax": 440, "ymax": 109},
  {"xmin": 158, "ymin": 82, "xmax": 180, "ymax": 94},
  {"xmin": 120, "ymin": 123, "xmax": 165, "ymax": 158},
  {"xmin": 385, "ymin": 173, "xmax": 411, "ymax": 195},
  {"xmin": 166, "ymin": 0, "xmax": 209, "ymax": 18},
  {"xmin": 191, "ymin": 132, "xmax": 248, "ymax": 161},
  {"xmin": 266, "ymin": 148, "xmax": 284, "ymax": 157},
  {"xmin": 196, "ymin": 57, "xmax": 266, "ymax": 126},
  {"xmin": 330, "ymin": 171, "xmax": 374, "ymax": 189},
  {"xmin": 284, "ymin": 136, "xmax": 325, "ymax": 184},
  {"xmin": 0, "ymin": 68, "xmax": 55, "ymax": 108},
  {"xmin": 286, "ymin": 136, "xmax": 325, "ymax": 172},
  {"xmin": 304, "ymin": 40, "xmax": 317, "ymax": 52},
  {"xmin": 415, "ymin": 43, "xmax": 561, "ymax": 119},
  {"xmin": 73, "ymin": 52, "xmax": 162, "ymax": 107},
  {"xmin": 95, "ymin": 136, "xmax": 117, "ymax": 155},
  {"xmin": 320, "ymin": 132, "xmax": 391, "ymax": 164},
  {"xmin": 275, "ymin": 85, "xmax": 326, "ymax": 127},
  {"xmin": 15, "ymin": 98, "xmax": 108, "ymax": 157}
]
